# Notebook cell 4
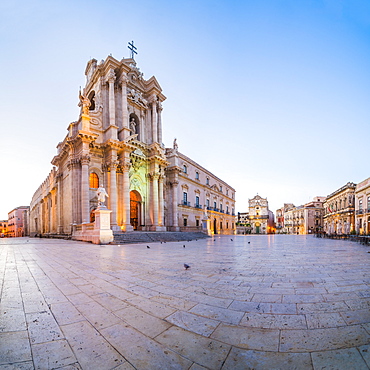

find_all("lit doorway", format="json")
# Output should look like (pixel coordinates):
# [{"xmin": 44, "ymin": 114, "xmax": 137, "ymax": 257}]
[{"xmin": 130, "ymin": 190, "xmax": 142, "ymax": 230}]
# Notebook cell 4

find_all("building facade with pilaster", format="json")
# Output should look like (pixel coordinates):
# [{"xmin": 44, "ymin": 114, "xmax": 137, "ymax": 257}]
[
  {"xmin": 323, "ymin": 182, "xmax": 356, "ymax": 235},
  {"xmin": 355, "ymin": 177, "xmax": 370, "ymax": 234},
  {"xmin": 29, "ymin": 55, "xmax": 235, "ymax": 237}
]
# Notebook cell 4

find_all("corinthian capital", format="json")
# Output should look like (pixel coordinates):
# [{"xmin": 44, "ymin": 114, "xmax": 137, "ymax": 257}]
[
  {"xmin": 105, "ymin": 69, "xmax": 116, "ymax": 84},
  {"xmin": 120, "ymin": 73, "xmax": 128, "ymax": 85}
]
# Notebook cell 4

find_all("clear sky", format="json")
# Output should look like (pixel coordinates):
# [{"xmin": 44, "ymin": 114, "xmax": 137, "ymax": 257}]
[{"xmin": 1, "ymin": 0, "xmax": 369, "ymax": 220}]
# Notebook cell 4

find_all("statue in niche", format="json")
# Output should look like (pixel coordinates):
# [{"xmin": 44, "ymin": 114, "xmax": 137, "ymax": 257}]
[
  {"xmin": 97, "ymin": 186, "xmax": 109, "ymax": 207},
  {"xmin": 78, "ymin": 90, "xmax": 91, "ymax": 115},
  {"xmin": 130, "ymin": 117, "xmax": 137, "ymax": 134}
]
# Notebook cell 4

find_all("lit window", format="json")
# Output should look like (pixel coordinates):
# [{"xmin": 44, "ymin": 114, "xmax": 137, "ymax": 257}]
[{"xmin": 89, "ymin": 172, "xmax": 99, "ymax": 188}]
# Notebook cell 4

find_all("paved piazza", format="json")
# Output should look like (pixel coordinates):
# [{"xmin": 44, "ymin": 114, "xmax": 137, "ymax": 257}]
[{"xmin": 1, "ymin": 235, "xmax": 370, "ymax": 369}]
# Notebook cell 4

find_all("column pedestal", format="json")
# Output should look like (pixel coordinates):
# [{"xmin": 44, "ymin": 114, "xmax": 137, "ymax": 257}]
[{"xmin": 92, "ymin": 207, "xmax": 114, "ymax": 244}]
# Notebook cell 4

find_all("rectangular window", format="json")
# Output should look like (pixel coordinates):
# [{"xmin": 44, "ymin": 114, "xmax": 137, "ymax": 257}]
[
  {"xmin": 214, "ymin": 201, "xmax": 217, "ymax": 209},
  {"xmin": 196, "ymin": 219, "xmax": 199, "ymax": 227},
  {"xmin": 206, "ymin": 199, "xmax": 210, "ymax": 207},
  {"xmin": 206, "ymin": 178, "xmax": 209, "ymax": 185},
  {"xmin": 359, "ymin": 198, "xmax": 363, "ymax": 210},
  {"xmin": 183, "ymin": 192, "xmax": 187, "ymax": 205},
  {"xmin": 183, "ymin": 218, "xmax": 187, "ymax": 227},
  {"xmin": 195, "ymin": 172, "xmax": 199, "ymax": 180},
  {"xmin": 196, "ymin": 196, "xmax": 199, "ymax": 206}
]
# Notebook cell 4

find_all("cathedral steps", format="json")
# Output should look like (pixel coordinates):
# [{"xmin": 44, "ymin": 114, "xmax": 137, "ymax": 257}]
[{"xmin": 111, "ymin": 231, "xmax": 209, "ymax": 244}]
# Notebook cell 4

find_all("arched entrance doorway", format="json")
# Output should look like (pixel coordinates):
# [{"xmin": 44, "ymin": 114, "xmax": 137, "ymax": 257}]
[
  {"xmin": 130, "ymin": 190, "xmax": 142, "ymax": 230},
  {"xmin": 213, "ymin": 218, "xmax": 217, "ymax": 234},
  {"xmin": 255, "ymin": 222, "xmax": 260, "ymax": 234}
]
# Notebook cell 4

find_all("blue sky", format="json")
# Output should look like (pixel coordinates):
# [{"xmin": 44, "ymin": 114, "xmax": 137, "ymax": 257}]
[{"xmin": 1, "ymin": 0, "xmax": 369, "ymax": 220}]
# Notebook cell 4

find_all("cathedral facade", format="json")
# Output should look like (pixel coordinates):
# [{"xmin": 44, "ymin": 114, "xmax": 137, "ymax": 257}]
[{"xmin": 29, "ymin": 55, "xmax": 236, "ymax": 237}]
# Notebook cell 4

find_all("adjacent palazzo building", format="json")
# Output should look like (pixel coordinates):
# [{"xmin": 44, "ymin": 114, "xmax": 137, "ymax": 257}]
[
  {"xmin": 323, "ymin": 182, "xmax": 356, "ymax": 234},
  {"xmin": 355, "ymin": 177, "xmax": 370, "ymax": 234},
  {"xmin": 29, "ymin": 55, "xmax": 236, "ymax": 237}
]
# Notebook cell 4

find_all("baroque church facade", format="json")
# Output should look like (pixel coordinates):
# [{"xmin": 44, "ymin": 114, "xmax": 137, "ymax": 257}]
[{"xmin": 29, "ymin": 55, "xmax": 236, "ymax": 237}]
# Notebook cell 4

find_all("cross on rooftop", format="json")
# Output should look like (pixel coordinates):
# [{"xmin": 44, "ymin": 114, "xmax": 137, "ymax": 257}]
[{"xmin": 128, "ymin": 41, "xmax": 137, "ymax": 59}]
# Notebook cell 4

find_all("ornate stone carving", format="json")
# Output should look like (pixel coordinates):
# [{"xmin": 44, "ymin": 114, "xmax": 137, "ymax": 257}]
[
  {"xmin": 78, "ymin": 90, "xmax": 90, "ymax": 116},
  {"xmin": 127, "ymin": 88, "xmax": 147, "ymax": 107},
  {"xmin": 106, "ymin": 69, "xmax": 116, "ymax": 84},
  {"xmin": 80, "ymin": 154, "xmax": 90, "ymax": 165}
]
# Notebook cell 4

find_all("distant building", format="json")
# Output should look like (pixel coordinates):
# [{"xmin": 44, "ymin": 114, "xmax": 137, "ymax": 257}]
[
  {"xmin": 8, "ymin": 206, "xmax": 29, "ymax": 237},
  {"xmin": 236, "ymin": 212, "xmax": 252, "ymax": 234},
  {"xmin": 236, "ymin": 195, "xmax": 274, "ymax": 234},
  {"xmin": 0, "ymin": 220, "xmax": 8, "ymax": 237},
  {"xmin": 355, "ymin": 177, "xmax": 370, "ymax": 234},
  {"xmin": 283, "ymin": 198, "xmax": 325, "ymax": 234},
  {"xmin": 323, "ymin": 182, "xmax": 356, "ymax": 234}
]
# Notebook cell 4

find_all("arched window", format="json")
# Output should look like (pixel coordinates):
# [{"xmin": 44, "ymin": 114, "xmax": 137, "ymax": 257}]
[
  {"xmin": 88, "ymin": 91, "xmax": 95, "ymax": 111},
  {"xmin": 89, "ymin": 172, "xmax": 99, "ymax": 188},
  {"xmin": 183, "ymin": 165, "xmax": 187, "ymax": 173}
]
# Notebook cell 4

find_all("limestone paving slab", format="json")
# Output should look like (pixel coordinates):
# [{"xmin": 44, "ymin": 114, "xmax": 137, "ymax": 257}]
[
  {"xmin": 311, "ymin": 348, "xmax": 368, "ymax": 370},
  {"xmin": 60, "ymin": 320, "xmax": 127, "ymax": 369},
  {"xmin": 155, "ymin": 326, "xmax": 230, "ymax": 369},
  {"xmin": 114, "ymin": 305, "xmax": 171, "ymax": 338},
  {"xmin": 222, "ymin": 347, "xmax": 313, "ymax": 370},
  {"xmin": 31, "ymin": 339, "xmax": 77, "ymax": 369},
  {"xmin": 165, "ymin": 310, "xmax": 220, "ymax": 336},
  {"xmin": 101, "ymin": 323, "xmax": 192, "ymax": 369},
  {"xmin": 0, "ymin": 331, "xmax": 32, "ymax": 365},
  {"xmin": 1, "ymin": 235, "xmax": 370, "ymax": 369}
]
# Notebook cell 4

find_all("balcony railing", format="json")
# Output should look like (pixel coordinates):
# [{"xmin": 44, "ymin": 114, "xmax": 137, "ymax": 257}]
[
  {"xmin": 181, "ymin": 201, "xmax": 191, "ymax": 206},
  {"xmin": 194, "ymin": 204, "xmax": 202, "ymax": 209},
  {"xmin": 356, "ymin": 209, "xmax": 363, "ymax": 215}
]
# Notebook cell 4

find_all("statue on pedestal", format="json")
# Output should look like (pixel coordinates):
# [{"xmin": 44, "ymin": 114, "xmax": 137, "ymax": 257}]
[
  {"xmin": 97, "ymin": 186, "xmax": 109, "ymax": 207},
  {"xmin": 79, "ymin": 89, "xmax": 91, "ymax": 115}
]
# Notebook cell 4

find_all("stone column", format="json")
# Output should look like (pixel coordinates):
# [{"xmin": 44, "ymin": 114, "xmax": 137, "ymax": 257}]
[
  {"xmin": 172, "ymin": 180, "xmax": 179, "ymax": 230},
  {"xmin": 121, "ymin": 162, "xmax": 133, "ymax": 232},
  {"xmin": 158, "ymin": 174, "xmax": 164, "ymax": 226},
  {"xmin": 80, "ymin": 155, "xmax": 90, "ymax": 224},
  {"xmin": 151, "ymin": 96, "xmax": 158, "ymax": 143},
  {"xmin": 107, "ymin": 69, "xmax": 116, "ymax": 127},
  {"xmin": 120, "ymin": 74, "xmax": 130, "ymax": 140},
  {"xmin": 157, "ymin": 101, "xmax": 163, "ymax": 145},
  {"xmin": 152, "ymin": 173, "xmax": 159, "ymax": 228},
  {"xmin": 109, "ymin": 161, "xmax": 119, "ymax": 229},
  {"xmin": 56, "ymin": 174, "xmax": 63, "ymax": 234}
]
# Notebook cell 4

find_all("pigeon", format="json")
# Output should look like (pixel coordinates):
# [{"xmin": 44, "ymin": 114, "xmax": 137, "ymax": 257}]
[
  {"xmin": 231, "ymin": 239, "xmax": 233, "ymax": 241},
  {"xmin": 248, "ymin": 241, "xmax": 250, "ymax": 244},
  {"xmin": 147, "ymin": 245, "xmax": 150, "ymax": 249},
  {"xmin": 183, "ymin": 245, "xmax": 186, "ymax": 248},
  {"xmin": 184, "ymin": 263, "xmax": 190, "ymax": 270}
]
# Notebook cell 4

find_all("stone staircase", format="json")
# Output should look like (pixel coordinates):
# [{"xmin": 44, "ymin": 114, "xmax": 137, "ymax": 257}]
[{"xmin": 112, "ymin": 231, "xmax": 209, "ymax": 244}]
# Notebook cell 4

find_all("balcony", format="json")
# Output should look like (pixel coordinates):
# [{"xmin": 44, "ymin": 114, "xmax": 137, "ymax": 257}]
[
  {"xmin": 194, "ymin": 204, "xmax": 202, "ymax": 209},
  {"xmin": 181, "ymin": 201, "xmax": 191, "ymax": 207},
  {"xmin": 356, "ymin": 209, "xmax": 364, "ymax": 215}
]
